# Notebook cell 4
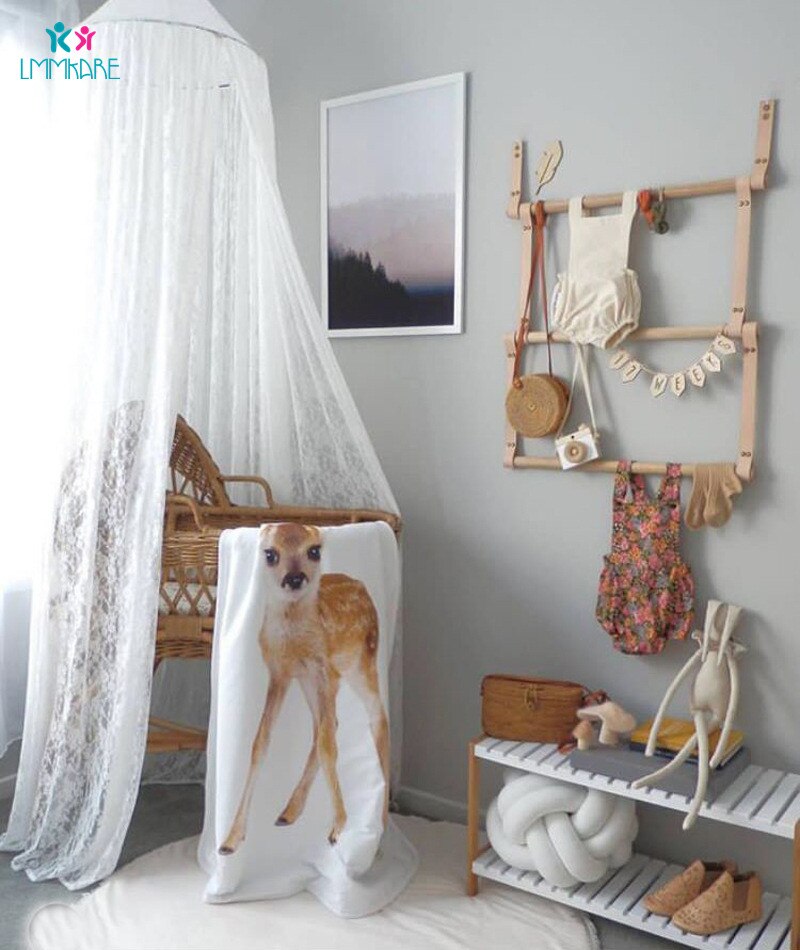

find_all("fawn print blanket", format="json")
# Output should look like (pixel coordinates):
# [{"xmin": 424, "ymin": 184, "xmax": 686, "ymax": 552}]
[{"xmin": 198, "ymin": 521, "xmax": 417, "ymax": 915}]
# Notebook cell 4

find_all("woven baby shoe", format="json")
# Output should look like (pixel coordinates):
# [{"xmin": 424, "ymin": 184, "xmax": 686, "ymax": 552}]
[{"xmin": 644, "ymin": 860, "xmax": 737, "ymax": 917}]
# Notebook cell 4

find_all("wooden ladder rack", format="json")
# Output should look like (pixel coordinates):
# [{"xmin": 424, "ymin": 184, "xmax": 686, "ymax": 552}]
[
  {"xmin": 504, "ymin": 100, "xmax": 775, "ymax": 480},
  {"xmin": 506, "ymin": 101, "xmax": 774, "ymax": 220}
]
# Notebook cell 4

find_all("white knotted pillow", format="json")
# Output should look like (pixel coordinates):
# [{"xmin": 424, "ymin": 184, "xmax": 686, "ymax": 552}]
[{"xmin": 486, "ymin": 769, "xmax": 638, "ymax": 888}]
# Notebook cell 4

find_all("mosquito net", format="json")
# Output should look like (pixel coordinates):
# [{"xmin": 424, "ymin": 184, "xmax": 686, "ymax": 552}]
[{"xmin": 0, "ymin": 0, "xmax": 399, "ymax": 889}]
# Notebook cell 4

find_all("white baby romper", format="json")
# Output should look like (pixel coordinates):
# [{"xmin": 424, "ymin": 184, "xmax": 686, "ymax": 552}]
[{"xmin": 551, "ymin": 191, "xmax": 641, "ymax": 349}]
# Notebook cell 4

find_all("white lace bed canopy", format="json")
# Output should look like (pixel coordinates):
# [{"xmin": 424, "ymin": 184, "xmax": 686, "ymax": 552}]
[
  {"xmin": 0, "ymin": 0, "xmax": 398, "ymax": 889},
  {"xmin": 91, "ymin": 0, "xmax": 247, "ymax": 41}
]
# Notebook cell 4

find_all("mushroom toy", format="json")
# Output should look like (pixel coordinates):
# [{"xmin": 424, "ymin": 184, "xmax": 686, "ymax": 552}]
[
  {"xmin": 577, "ymin": 701, "xmax": 636, "ymax": 747},
  {"xmin": 572, "ymin": 719, "xmax": 597, "ymax": 751}
]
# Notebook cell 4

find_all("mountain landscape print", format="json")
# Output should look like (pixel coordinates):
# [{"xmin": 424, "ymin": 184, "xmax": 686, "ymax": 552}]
[{"xmin": 322, "ymin": 75, "xmax": 464, "ymax": 335}]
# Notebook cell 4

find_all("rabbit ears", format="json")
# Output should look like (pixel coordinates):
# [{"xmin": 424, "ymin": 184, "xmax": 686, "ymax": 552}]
[{"xmin": 699, "ymin": 600, "xmax": 743, "ymax": 664}]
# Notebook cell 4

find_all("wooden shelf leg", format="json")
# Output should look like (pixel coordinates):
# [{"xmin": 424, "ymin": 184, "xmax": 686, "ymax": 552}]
[
  {"xmin": 467, "ymin": 739, "xmax": 480, "ymax": 896},
  {"xmin": 792, "ymin": 820, "xmax": 800, "ymax": 950}
]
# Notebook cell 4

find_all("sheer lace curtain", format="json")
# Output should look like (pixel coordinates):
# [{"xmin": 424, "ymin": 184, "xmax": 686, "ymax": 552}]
[
  {"xmin": 0, "ymin": 0, "xmax": 80, "ymax": 763},
  {"xmin": 0, "ymin": 14, "xmax": 398, "ymax": 890}
]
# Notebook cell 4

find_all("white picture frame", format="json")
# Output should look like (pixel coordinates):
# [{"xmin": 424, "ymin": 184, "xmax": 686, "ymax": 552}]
[{"xmin": 321, "ymin": 73, "xmax": 466, "ymax": 337}]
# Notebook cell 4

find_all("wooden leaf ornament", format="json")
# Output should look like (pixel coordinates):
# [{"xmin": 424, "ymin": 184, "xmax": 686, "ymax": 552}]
[
  {"xmin": 689, "ymin": 364, "xmax": 706, "ymax": 387},
  {"xmin": 609, "ymin": 350, "xmax": 630, "ymax": 371},
  {"xmin": 622, "ymin": 360, "xmax": 643, "ymax": 382},
  {"xmin": 534, "ymin": 140, "xmax": 564, "ymax": 195},
  {"xmin": 713, "ymin": 334, "xmax": 736, "ymax": 355},
  {"xmin": 670, "ymin": 372, "xmax": 687, "ymax": 396},
  {"xmin": 650, "ymin": 373, "xmax": 668, "ymax": 397},
  {"xmin": 702, "ymin": 351, "xmax": 722, "ymax": 372}
]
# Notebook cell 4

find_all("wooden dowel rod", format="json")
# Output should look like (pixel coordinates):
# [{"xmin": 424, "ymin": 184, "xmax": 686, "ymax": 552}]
[
  {"xmin": 512, "ymin": 457, "xmax": 702, "ymax": 476},
  {"xmin": 508, "ymin": 101, "xmax": 775, "ymax": 219},
  {"xmin": 523, "ymin": 324, "xmax": 733, "ymax": 344},
  {"xmin": 148, "ymin": 716, "xmax": 206, "ymax": 735},
  {"xmin": 512, "ymin": 176, "xmax": 754, "ymax": 219}
]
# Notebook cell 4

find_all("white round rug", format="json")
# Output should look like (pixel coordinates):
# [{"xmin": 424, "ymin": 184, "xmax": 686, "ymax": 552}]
[{"xmin": 28, "ymin": 815, "xmax": 598, "ymax": 950}]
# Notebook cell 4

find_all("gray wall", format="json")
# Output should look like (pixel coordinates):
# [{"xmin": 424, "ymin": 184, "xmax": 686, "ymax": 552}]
[{"xmin": 81, "ymin": 0, "xmax": 798, "ymax": 889}]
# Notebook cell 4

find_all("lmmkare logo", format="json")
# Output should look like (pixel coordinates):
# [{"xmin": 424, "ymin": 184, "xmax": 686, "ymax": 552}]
[{"xmin": 19, "ymin": 22, "xmax": 120, "ymax": 80}]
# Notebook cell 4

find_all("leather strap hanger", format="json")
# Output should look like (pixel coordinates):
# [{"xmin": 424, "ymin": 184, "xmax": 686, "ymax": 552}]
[
  {"xmin": 728, "ymin": 176, "xmax": 752, "ymax": 336},
  {"xmin": 750, "ymin": 100, "xmax": 774, "ymax": 190},
  {"xmin": 507, "ymin": 140, "xmax": 523, "ymax": 219},
  {"xmin": 736, "ymin": 322, "xmax": 758, "ymax": 481},
  {"xmin": 727, "ymin": 175, "xmax": 757, "ymax": 481}
]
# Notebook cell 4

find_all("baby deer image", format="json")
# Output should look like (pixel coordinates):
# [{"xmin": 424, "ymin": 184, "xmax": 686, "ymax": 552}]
[{"xmin": 219, "ymin": 523, "xmax": 389, "ymax": 855}]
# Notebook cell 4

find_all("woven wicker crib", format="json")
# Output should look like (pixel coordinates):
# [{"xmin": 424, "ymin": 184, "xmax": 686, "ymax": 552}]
[{"xmin": 148, "ymin": 416, "xmax": 400, "ymax": 754}]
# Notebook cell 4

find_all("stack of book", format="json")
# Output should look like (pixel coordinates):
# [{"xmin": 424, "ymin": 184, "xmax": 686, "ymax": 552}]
[
  {"xmin": 569, "ymin": 717, "xmax": 750, "ymax": 798},
  {"xmin": 630, "ymin": 717, "xmax": 744, "ymax": 768}
]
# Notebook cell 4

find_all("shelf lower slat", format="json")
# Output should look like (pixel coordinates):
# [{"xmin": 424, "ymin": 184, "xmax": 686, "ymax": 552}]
[
  {"xmin": 474, "ymin": 737, "xmax": 800, "ymax": 839},
  {"xmin": 473, "ymin": 848, "xmax": 791, "ymax": 950}
]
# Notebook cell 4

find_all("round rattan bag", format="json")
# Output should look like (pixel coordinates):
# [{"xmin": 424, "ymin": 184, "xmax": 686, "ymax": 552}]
[{"xmin": 506, "ymin": 373, "xmax": 569, "ymax": 438}]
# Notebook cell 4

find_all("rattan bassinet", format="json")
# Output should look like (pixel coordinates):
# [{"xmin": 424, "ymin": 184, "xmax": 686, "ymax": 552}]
[{"xmin": 148, "ymin": 416, "xmax": 400, "ymax": 754}]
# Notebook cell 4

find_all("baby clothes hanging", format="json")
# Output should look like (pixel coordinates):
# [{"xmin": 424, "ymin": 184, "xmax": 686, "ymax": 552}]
[
  {"xmin": 596, "ymin": 462, "xmax": 694, "ymax": 655},
  {"xmin": 552, "ymin": 191, "xmax": 641, "ymax": 349},
  {"xmin": 685, "ymin": 463, "xmax": 743, "ymax": 529}
]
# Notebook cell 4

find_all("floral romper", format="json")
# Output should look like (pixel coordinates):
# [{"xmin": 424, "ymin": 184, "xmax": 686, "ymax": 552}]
[{"xmin": 596, "ymin": 462, "xmax": 694, "ymax": 655}]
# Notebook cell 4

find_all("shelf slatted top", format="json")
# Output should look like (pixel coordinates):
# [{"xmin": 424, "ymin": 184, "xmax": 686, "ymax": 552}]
[
  {"xmin": 474, "ymin": 737, "xmax": 799, "ymax": 840},
  {"xmin": 473, "ymin": 848, "xmax": 791, "ymax": 950}
]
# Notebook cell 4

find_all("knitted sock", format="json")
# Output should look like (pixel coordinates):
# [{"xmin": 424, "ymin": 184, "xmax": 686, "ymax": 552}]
[{"xmin": 686, "ymin": 463, "xmax": 743, "ymax": 529}]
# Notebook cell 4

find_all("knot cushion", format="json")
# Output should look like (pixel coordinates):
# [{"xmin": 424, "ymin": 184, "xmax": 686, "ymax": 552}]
[{"xmin": 486, "ymin": 769, "xmax": 638, "ymax": 888}]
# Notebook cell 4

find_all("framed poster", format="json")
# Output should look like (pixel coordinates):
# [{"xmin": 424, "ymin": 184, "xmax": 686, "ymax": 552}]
[{"xmin": 321, "ymin": 73, "xmax": 466, "ymax": 337}]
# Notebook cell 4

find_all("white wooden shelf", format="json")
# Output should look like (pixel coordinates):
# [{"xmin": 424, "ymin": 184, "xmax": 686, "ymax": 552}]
[
  {"xmin": 475, "ymin": 737, "xmax": 800, "ymax": 840},
  {"xmin": 473, "ymin": 848, "xmax": 792, "ymax": 950},
  {"xmin": 467, "ymin": 736, "xmax": 799, "ymax": 949}
]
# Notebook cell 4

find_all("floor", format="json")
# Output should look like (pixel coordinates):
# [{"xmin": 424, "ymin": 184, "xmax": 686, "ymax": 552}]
[
  {"xmin": 0, "ymin": 785, "xmax": 673, "ymax": 950},
  {"xmin": 0, "ymin": 784, "xmax": 205, "ymax": 950}
]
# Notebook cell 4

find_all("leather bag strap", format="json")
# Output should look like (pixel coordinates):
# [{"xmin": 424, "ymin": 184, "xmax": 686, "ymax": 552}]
[
  {"xmin": 511, "ymin": 202, "xmax": 552, "ymax": 385},
  {"xmin": 536, "ymin": 203, "xmax": 553, "ymax": 376},
  {"xmin": 510, "ymin": 204, "xmax": 535, "ymax": 388},
  {"xmin": 504, "ymin": 207, "xmax": 537, "ymax": 467}
]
